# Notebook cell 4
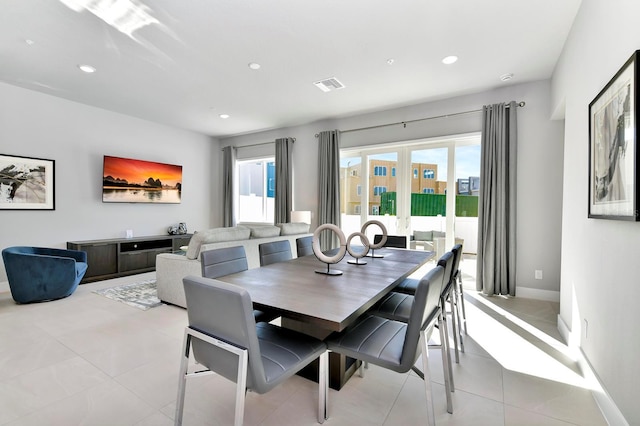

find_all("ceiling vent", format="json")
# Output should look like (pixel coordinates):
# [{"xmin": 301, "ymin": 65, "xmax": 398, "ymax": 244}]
[{"xmin": 313, "ymin": 77, "xmax": 345, "ymax": 92}]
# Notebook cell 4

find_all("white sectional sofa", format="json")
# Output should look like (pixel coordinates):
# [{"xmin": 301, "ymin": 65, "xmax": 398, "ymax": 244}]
[{"xmin": 155, "ymin": 223, "xmax": 311, "ymax": 308}]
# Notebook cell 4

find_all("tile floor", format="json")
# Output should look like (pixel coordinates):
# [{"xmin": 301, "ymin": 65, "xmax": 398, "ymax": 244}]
[{"xmin": 0, "ymin": 257, "xmax": 608, "ymax": 425}]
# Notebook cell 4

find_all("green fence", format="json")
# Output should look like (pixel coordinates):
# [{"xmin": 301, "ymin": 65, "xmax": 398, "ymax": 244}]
[{"xmin": 380, "ymin": 192, "xmax": 478, "ymax": 217}]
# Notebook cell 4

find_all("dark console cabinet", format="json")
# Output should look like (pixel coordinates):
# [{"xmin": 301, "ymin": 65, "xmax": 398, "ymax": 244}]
[{"xmin": 67, "ymin": 234, "xmax": 191, "ymax": 283}]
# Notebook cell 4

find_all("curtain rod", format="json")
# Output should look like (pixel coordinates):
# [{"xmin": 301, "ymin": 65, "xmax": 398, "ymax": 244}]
[
  {"xmin": 314, "ymin": 101, "xmax": 525, "ymax": 137},
  {"xmin": 221, "ymin": 137, "xmax": 296, "ymax": 151}
]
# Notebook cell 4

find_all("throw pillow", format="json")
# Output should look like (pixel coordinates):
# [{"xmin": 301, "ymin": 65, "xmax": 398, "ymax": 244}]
[
  {"xmin": 185, "ymin": 226, "xmax": 251, "ymax": 259},
  {"xmin": 250, "ymin": 225, "xmax": 281, "ymax": 238},
  {"xmin": 276, "ymin": 222, "xmax": 310, "ymax": 235},
  {"xmin": 414, "ymin": 230, "xmax": 433, "ymax": 241}
]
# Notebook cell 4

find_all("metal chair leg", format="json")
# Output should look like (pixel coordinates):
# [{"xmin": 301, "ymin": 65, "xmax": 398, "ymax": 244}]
[
  {"xmin": 419, "ymin": 330, "xmax": 437, "ymax": 426},
  {"xmin": 457, "ymin": 273, "xmax": 468, "ymax": 335},
  {"xmin": 174, "ymin": 332, "xmax": 191, "ymax": 426},
  {"xmin": 318, "ymin": 351, "xmax": 328, "ymax": 423},
  {"xmin": 438, "ymin": 313, "xmax": 454, "ymax": 414}
]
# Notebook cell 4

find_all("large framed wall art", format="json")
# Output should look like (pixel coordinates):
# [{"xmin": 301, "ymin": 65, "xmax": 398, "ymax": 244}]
[
  {"xmin": 0, "ymin": 154, "xmax": 55, "ymax": 210},
  {"xmin": 589, "ymin": 50, "xmax": 639, "ymax": 220}
]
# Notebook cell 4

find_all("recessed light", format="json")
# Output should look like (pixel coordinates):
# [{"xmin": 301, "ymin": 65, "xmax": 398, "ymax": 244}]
[
  {"xmin": 25, "ymin": 39, "xmax": 35, "ymax": 46},
  {"xmin": 500, "ymin": 73, "xmax": 514, "ymax": 82},
  {"xmin": 219, "ymin": 114, "xmax": 230, "ymax": 119},
  {"xmin": 386, "ymin": 58, "xmax": 395, "ymax": 65},
  {"xmin": 248, "ymin": 62, "xmax": 261, "ymax": 70},
  {"xmin": 78, "ymin": 64, "xmax": 96, "ymax": 73},
  {"xmin": 442, "ymin": 56, "xmax": 458, "ymax": 65}
]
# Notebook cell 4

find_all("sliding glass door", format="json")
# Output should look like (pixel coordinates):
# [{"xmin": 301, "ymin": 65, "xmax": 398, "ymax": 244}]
[{"xmin": 340, "ymin": 134, "xmax": 480, "ymax": 252}]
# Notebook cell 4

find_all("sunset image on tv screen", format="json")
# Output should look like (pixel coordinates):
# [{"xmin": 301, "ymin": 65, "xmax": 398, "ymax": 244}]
[{"xmin": 102, "ymin": 156, "xmax": 182, "ymax": 203}]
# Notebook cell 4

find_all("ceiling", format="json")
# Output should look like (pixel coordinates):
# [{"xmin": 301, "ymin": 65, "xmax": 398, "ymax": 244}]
[{"xmin": 0, "ymin": 0, "xmax": 581, "ymax": 138}]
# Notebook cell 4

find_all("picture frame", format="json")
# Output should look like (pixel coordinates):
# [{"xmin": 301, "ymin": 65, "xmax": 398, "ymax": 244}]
[
  {"xmin": 0, "ymin": 154, "xmax": 55, "ymax": 210},
  {"xmin": 588, "ymin": 50, "xmax": 639, "ymax": 220}
]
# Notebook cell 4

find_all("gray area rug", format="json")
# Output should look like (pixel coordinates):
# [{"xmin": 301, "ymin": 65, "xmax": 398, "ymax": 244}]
[{"xmin": 93, "ymin": 279, "xmax": 162, "ymax": 310}]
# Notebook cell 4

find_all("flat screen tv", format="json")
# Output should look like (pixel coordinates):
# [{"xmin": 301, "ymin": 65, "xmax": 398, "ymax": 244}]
[{"xmin": 102, "ymin": 155, "xmax": 182, "ymax": 204}]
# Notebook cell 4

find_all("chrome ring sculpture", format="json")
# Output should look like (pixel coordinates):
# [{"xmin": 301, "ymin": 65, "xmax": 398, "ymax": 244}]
[
  {"xmin": 312, "ymin": 223, "xmax": 347, "ymax": 275},
  {"xmin": 361, "ymin": 219, "xmax": 387, "ymax": 258},
  {"xmin": 346, "ymin": 231, "xmax": 370, "ymax": 265}
]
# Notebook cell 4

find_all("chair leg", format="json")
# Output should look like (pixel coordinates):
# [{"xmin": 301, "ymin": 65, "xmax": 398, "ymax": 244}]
[
  {"xmin": 438, "ymin": 313, "xmax": 454, "ymax": 414},
  {"xmin": 419, "ymin": 330, "xmax": 436, "ymax": 426},
  {"xmin": 234, "ymin": 350, "xmax": 249, "ymax": 426},
  {"xmin": 318, "ymin": 351, "xmax": 328, "ymax": 423},
  {"xmin": 440, "ymin": 296, "xmax": 455, "ymax": 392},
  {"xmin": 448, "ymin": 291, "xmax": 460, "ymax": 364},
  {"xmin": 174, "ymin": 332, "xmax": 191, "ymax": 426},
  {"xmin": 458, "ymin": 274, "xmax": 468, "ymax": 335}
]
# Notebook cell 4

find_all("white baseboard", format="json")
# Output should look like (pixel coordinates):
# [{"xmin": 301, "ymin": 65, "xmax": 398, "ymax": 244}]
[
  {"xmin": 577, "ymin": 348, "xmax": 629, "ymax": 426},
  {"xmin": 515, "ymin": 286, "xmax": 560, "ymax": 302},
  {"xmin": 557, "ymin": 314, "xmax": 628, "ymax": 425}
]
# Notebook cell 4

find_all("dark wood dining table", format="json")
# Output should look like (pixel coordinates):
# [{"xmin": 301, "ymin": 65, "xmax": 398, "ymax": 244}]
[{"xmin": 218, "ymin": 247, "xmax": 435, "ymax": 389}]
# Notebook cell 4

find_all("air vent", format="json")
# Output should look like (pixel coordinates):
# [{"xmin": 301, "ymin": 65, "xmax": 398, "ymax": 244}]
[{"xmin": 313, "ymin": 77, "xmax": 345, "ymax": 92}]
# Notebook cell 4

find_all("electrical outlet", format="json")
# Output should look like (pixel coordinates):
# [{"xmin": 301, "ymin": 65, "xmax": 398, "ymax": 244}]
[
  {"xmin": 534, "ymin": 270, "xmax": 543, "ymax": 280},
  {"xmin": 584, "ymin": 319, "xmax": 588, "ymax": 339}
]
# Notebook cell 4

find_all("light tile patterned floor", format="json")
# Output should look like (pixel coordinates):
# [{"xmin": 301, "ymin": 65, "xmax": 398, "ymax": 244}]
[{"xmin": 0, "ymin": 257, "xmax": 608, "ymax": 425}]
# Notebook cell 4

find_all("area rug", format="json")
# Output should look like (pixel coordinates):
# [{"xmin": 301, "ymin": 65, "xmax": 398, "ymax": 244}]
[{"xmin": 93, "ymin": 279, "xmax": 162, "ymax": 311}]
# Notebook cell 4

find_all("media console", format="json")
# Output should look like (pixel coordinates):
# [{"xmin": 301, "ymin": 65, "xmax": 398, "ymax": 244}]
[{"xmin": 67, "ymin": 234, "xmax": 192, "ymax": 283}]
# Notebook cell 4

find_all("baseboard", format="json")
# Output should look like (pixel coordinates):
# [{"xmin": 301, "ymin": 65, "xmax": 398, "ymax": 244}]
[
  {"xmin": 515, "ymin": 286, "xmax": 560, "ymax": 302},
  {"xmin": 557, "ymin": 314, "xmax": 628, "ymax": 425},
  {"xmin": 557, "ymin": 314, "xmax": 575, "ymax": 346},
  {"xmin": 577, "ymin": 348, "xmax": 629, "ymax": 426}
]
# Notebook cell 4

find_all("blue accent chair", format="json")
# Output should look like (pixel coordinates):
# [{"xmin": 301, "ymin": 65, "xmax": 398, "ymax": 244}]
[{"xmin": 2, "ymin": 246, "xmax": 88, "ymax": 303}]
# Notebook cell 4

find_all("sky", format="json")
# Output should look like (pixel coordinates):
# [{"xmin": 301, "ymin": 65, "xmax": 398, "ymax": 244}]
[
  {"xmin": 103, "ymin": 156, "xmax": 183, "ymax": 186},
  {"xmin": 340, "ymin": 145, "xmax": 481, "ymax": 180}
]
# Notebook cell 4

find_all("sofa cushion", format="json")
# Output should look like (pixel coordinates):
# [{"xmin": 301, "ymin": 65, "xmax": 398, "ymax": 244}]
[
  {"xmin": 414, "ymin": 230, "xmax": 433, "ymax": 241},
  {"xmin": 248, "ymin": 225, "xmax": 281, "ymax": 238},
  {"xmin": 432, "ymin": 230, "xmax": 446, "ymax": 239},
  {"xmin": 276, "ymin": 222, "xmax": 310, "ymax": 235},
  {"xmin": 185, "ymin": 227, "xmax": 251, "ymax": 259}
]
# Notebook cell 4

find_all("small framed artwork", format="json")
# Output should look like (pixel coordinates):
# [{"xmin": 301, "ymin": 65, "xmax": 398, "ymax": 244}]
[
  {"xmin": 0, "ymin": 154, "xmax": 55, "ymax": 210},
  {"xmin": 588, "ymin": 50, "xmax": 639, "ymax": 220}
]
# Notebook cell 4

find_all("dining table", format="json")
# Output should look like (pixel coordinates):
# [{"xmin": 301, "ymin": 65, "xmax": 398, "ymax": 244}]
[{"xmin": 217, "ymin": 247, "xmax": 435, "ymax": 389}]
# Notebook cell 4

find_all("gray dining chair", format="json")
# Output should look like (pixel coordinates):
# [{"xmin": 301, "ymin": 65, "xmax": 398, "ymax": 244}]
[
  {"xmin": 326, "ymin": 265, "xmax": 450, "ymax": 425},
  {"xmin": 296, "ymin": 235, "xmax": 314, "ymax": 257},
  {"xmin": 393, "ymin": 248, "xmax": 463, "ymax": 363},
  {"xmin": 200, "ymin": 246, "xmax": 278, "ymax": 323},
  {"xmin": 451, "ymin": 243, "xmax": 467, "ymax": 337},
  {"xmin": 176, "ymin": 276, "xmax": 328, "ymax": 426},
  {"xmin": 258, "ymin": 240, "xmax": 293, "ymax": 266},
  {"xmin": 368, "ymin": 251, "xmax": 456, "ymax": 401},
  {"xmin": 373, "ymin": 234, "xmax": 407, "ymax": 248}
]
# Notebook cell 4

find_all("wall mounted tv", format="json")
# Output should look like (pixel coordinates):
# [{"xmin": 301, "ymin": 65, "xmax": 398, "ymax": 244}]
[{"xmin": 102, "ymin": 156, "xmax": 182, "ymax": 204}]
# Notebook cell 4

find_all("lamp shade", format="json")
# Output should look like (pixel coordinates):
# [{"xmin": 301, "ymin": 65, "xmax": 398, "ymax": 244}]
[{"xmin": 291, "ymin": 210, "xmax": 311, "ymax": 224}]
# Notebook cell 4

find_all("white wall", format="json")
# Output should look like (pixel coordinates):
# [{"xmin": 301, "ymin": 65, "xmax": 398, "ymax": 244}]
[
  {"xmin": 222, "ymin": 79, "xmax": 565, "ymax": 298},
  {"xmin": 552, "ymin": 0, "xmax": 640, "ymax": 423},
  {"xmin": 0, "ymin": 82, "xmax": 220, "ymax": 283}
]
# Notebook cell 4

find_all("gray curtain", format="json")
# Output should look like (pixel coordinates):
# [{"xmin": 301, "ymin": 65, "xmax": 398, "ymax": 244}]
[
  {"xmin": 222, "ymin": 146, "xmax": 236, "ymax": 227},
  {"xmin": 274, "ymin": 137, "xmax": 293, "ymax": 224},
  {"xmin": 476, "ymin": 102, "xmax": 517, "ymax": 296},
  {"xmin": 318, "ymin": 130, "xmax": 341, "ymax": 251}
]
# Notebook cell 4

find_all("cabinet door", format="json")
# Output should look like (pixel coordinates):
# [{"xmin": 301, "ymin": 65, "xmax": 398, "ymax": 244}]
[
  {"xmin": 119, "ymin": 251, "xmax": 149, "ymax": 272},
  {"xmin": 81, "ymin": 243, "xmax": 118, "ymax": 278}
]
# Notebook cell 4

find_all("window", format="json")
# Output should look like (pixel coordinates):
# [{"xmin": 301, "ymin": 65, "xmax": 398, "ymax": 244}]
[
  {"xmin": 423, "ymin": 169, "xmax": 435, "ymax": 179},
  {"xmin": 422, "ymin": 188, "xmax": 434, "ymax": 194},
  {"xmin": 413, "ymin": 168, "xmax": 418, "ymax": 178},
  {"xmin": 356, "ymin": 185, "xmax": 362, "ymax": 196},
  {"xmin": 372, "ymin": 205, "xmax": 379, "ymax": 215},
  {"xmin": 237, "ymin": 158, "xmax": 275, "ymax": 223},
  {"xmin": 391, "ymin": 167, "xmax": 396, "ymax": 177},
  {"xmin": 354, "ymin": 205, "xmax": 361, "ymax": 214},
  {"xmin": 374, "ymin": 166, "xmax": 387, "ymax": 176},
  {"xmin": 373, "ymin": 186, "xmax": 387, "ymax": 196}
]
